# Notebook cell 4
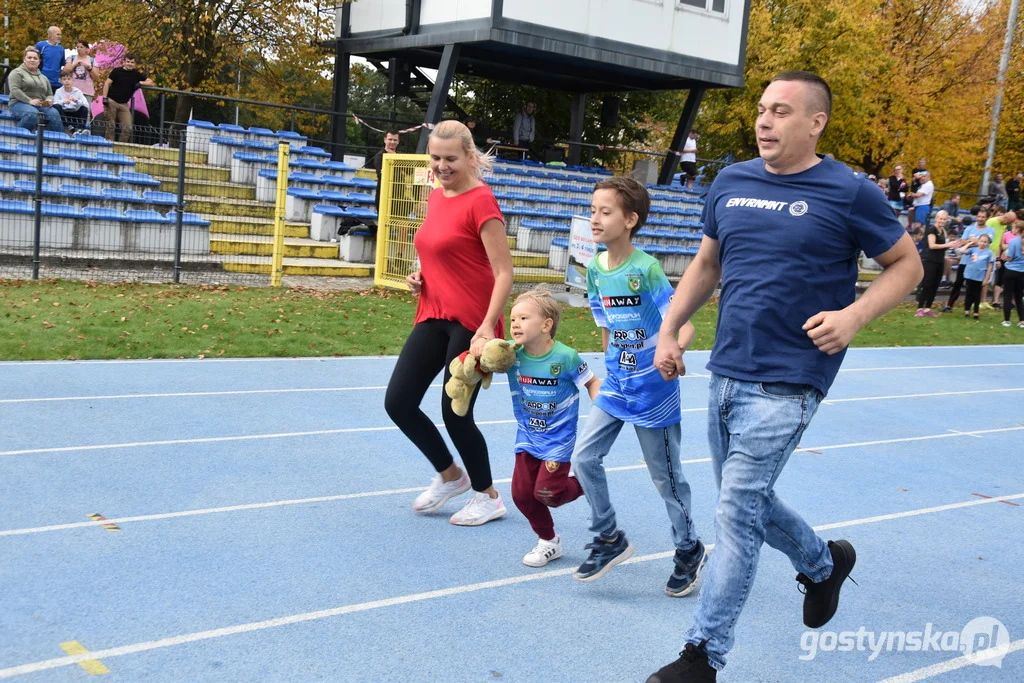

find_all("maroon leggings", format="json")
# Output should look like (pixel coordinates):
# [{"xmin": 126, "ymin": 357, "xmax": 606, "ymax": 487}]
[{"xmin": 511, "ymin": 451, "xmax": 584, "ymax": 540}]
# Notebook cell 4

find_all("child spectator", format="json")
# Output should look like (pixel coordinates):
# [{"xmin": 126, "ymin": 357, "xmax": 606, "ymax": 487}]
[
  {"xmin": 53, "ymin": 72, "xmax": 90, "ymax": 132},
  {"xmin": 571, "ymin": 177, "xmax": 706, "ymax": 596},
  {"xmin": 506, "ymin": 289, "xmax": 601, "ymax": 567},
  {"xmin": 67, "ymin": 40, "xmax": 97, "ymax": 102},
  {"xmin": 1000, "ymin": 221, "xmax": 1024, "ymax": 328},
  {"xmin": 960, "ymin": 235, "xmax": 995, "ymax": 319}
]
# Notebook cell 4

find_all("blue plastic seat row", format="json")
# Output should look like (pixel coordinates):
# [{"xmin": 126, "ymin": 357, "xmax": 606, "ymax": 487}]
[
  {"xmin": 188, "ymin": 120, "xmax": 309, "ymax": 144},
  {"xmin": 258, "ymin": 168, "xmax": 376, "ymax": 189},
  {"xmin": 311, "ymin": 204, "xmax": 377, "ymax": 219},
  {"xmin": 0, "ymin": 161, "xmax": 160, "ymax": 187},
  {"xmin": 0, "ymin": 125, "xmax": 114, "ymax": 147},
  {"xmin": 0, "ymin": 199, "xmax": 209, "ymax": 225},
  {"xmin": 287, "ymin": 187, "xmax": 375, "ymax": 204},
  {"xmin": 0, "ymin": 181, "xmax": 176, "ymax": 205}
]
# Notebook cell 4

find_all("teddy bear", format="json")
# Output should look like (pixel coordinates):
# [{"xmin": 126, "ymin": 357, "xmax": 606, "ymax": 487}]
[{"xmin": 444, "ymin": 338, "xmax": 519, "ymax": 416}]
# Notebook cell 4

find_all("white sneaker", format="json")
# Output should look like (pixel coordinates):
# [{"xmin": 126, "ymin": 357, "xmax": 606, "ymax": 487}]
[
  {"xmin": 523, "ymin": 535, "xmax": 563, "ymax": 567},
  {"xmin": 449, "ymin": 491, "xmax": 508, "ymax": 526},
  {"xmin": 1002, "ymin": 320, "xmax": 1012, "ymax": 327},
  {"xmin": 411, "ymin": 472, "xmax": 470, "ymax": 513}
]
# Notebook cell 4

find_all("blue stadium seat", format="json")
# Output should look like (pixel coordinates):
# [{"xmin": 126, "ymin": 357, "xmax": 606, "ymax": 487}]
[
  {"xmin": 344, "ymin": 206, "xmax": 377, "ymax": 219},
  {"xmin": 323, "ymin": 161, "xmax": 355, "ymax": 172},
  {"xmin": 57, "ymin": 149, "xmax": 96, "ymax": 163},
  {"xmin": 142, "ymin": 191, "xmax": 177, "ymax": 206},
  {"xmin": 72, "ymin": 134, "xmax": 114, "ymax": 147},
  {"xmin": 287, "ymin": 187, "xmax": 318, "ymax": 199},
  {"xmin": 95, "ymin": 152, "xmax": 135, "ymax": 166},
  {"xmin": 82, "ymin": 206, "xmax": 125, "ymax": 220},
  {"xmin": 321, "ymin": 175, "xmax": 355, "ymax": 188},
  {"xmin": 79, "ymin": 169, "xmax": 119, "ymax": 182},
  {"xmin": 59, "ymin": 184, "xmax": 102, "ymax": 200},
  {"xmin": 12, "ymin": 180, "xmax": 58, "ymax": 195},
  {"xmin": 187, "ymin": 120, "xmax": 216, "ymax": 130},
  {"xmin": 0, "ymin": 160, "xmax": 37, "ymax": 174},
  {"xmin": 165, "ymin": 211, "xmax": 211, "ymax": 226},
  {"xmin": 41, "ymin": 203, "xmax": 84, "ymax": 217},
  {"xmin": 350, "ymin": 177, "xmax": 377, "ymax": 189},
  {"xmin": 119, "ymin": 172, "xmax": 161, "ymax": 187},
  {"xmin": 316, "ymin": 190, "xmax": 347, "ymax": 202},
  {"xmin": 42, "ymin": 131, "xmax": 72, "ymax": 142},
  {"xmin": 125, "ymin": 209, "xmax": 174, "ymax": 223},
  {"xmin": 257, "ymin": 169, "xmax": 278, "ymax": 180},
  {"xmin": 0, "ymin": 127, "xmax": 35, "ymax": 140},
  {"xmin": 0, "ymin": 199, "xmax": 33, "ymax": 213},
  {"xmin": 16, "ymin": 144, "xmax": 59, "ymax": 158},
  {"xmin": 345, "ymin": 192, "xmax": 375, "ymax": 204},
  {"xmin": 297, "ymin": 146, "xmax": 331, "ymax": 158},
  {"xmin": 312, "ymin": 204, "xmax": 346, "ymax": 217},
  {"xmin": 101, "ymin": 188, "xmax": 144, "ymax": 202},
  {"xmin": 42, "ymin": 164, "xmax": 78, "ymax": 178}
]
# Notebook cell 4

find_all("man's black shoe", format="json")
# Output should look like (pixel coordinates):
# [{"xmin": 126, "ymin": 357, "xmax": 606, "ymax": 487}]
[
  {"xmin": 646, "ymin": 641, "xmax": 716, "ymax": 683},
  {"xmin": 798, "ymin": 539, "xmax": 857, "ymax": 629}
]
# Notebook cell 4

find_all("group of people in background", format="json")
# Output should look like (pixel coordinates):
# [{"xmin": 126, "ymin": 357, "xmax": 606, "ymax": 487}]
[{"xmin": 4, "ymin": 25, "xmax": 154, "ymax": 142}]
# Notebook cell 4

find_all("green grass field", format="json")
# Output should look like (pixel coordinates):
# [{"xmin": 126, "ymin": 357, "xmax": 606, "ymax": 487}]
[{"xmin": 0, "ymin": 279, "xmax": 1020, "ymax": 361}]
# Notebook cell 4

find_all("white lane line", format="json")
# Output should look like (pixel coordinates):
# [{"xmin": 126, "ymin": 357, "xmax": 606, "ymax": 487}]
[
  {"xmin": 0, "ymin": 459, "xmax": 710, "ymax": 538},
  {"xmin": 822, "ymin": 387, "xmax": 1024, "ymax": 404},
  {"xmin": 6, "ymin": 425, "xmax": 1024, "ymax": 536},
  {"xmin": 796, "ymin": 426, "xmax": 1024, "ymax": 453},
  {"xmin": 3, "ymin": 364, "xmax": 1021, "ymax": 404},
  {"xmin": 3, "ymin": 396, "xmax": 1022, "ymax": 459},
  {"xmin": 877, "ymin": 638, "xmax": 1024, "ymax": 682},
  {"xmin": 1, "ymin": 492, "xmax": 1020, "ymax": 680}
]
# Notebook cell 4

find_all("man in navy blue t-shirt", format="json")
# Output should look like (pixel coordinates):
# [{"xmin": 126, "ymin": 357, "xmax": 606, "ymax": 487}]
[
  {"xmin": 648, "ymin": 72, "xmax": 922, "ymax": 682},
  {"xmin": 34, "ymin": 26, "xmax": 67, "ymax": 89}
]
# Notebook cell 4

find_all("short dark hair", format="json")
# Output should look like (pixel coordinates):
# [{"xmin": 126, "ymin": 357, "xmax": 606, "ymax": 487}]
[
  {"xmin": 594, "ymin": 177, "xmax": 650, "ymax": 236},
  {"xmin": 384, "ymin": 129, "xmax": 400, "ymax": 137},
  {"xmin": 77, "ymin": 39, "xmax": 90, "ymax": 48},
  {"xmin": 124, "ymin": 53, "xmax": 137, "ymax": 61},
  {"xmin": 770, "ymin": 70, "xmax": 832, "ymax": 134}
]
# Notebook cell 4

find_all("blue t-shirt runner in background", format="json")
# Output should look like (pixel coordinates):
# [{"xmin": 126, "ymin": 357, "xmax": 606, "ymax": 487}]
[
  {"xmin": 1005, "ymin": 236, "xmax": 1024, "ymax": 272},
  {"xmin": 587, "ymin": 248, "xmax": 680, "ymax": 428},
  {"xmin": 506, "ymin": 341, "xmax": 594, "ymax": 462},
  {"xmin": 702, "ymin": 156, "xmax": 905, "ymax": 396}
]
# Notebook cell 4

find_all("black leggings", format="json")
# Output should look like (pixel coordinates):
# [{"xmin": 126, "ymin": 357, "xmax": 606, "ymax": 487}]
[
  {"xmin": 384, "ymin": 318, "xmax": 492, "ymax": 491},
  {"xmin": 964, "ymin": 279, "xmax": 983, "ymax": 314},
  {"xmin": 1003, "ymin": 268, "xmax": 1024, "ymax": 321},
  {"xmin": 947, "ymin": 264, "xmax": 967, "ymax": 307},
  {"xmin": 917, "ymin": 260, "xmax": 944, "ymax": 309}
]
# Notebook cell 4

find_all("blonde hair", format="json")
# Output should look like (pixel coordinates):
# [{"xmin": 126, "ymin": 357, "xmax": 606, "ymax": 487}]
[
  {"xmin": 512, "ymin": 289, "xmax": 562, "ymax": 338},
  {"xmin": 429, "ymin": 120, "xmax": 494, "ymax": 178}
]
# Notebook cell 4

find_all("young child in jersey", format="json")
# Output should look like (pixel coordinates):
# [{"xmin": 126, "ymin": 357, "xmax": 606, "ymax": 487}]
[
  {"xmin": 960, "ymin": 234, "xmax": 995, "ymax": 319},
  {"xmin": 506, "ymin": 289, "xmax": 601, "ymax": 567},
  {"xmin": 571, "ymin": 176, "xmax": 706, "ymax": 597}
]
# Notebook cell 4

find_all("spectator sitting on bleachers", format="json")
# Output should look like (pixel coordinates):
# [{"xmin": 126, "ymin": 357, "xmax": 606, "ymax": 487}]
[
  {"xmin": 938, "ymin": 194, "xmax": 964, "ymax": 226},
  {"xmin": 7, "ymin": 46, "xmax": 65, "ymax": 133},
  {"xmin": 988, "ymin": 173, "xmax": 1008, "ymax": 211},
  {"xmin": 34, "ymin": 26, "xmax": 67, "ymax": 90},
  {"xmin": 67, "ymin": 40, "xmax": 98, "ymax": 103},
  {"xmin": 53, "ymin": 72, "xmax": 90, "ymax": 133}
]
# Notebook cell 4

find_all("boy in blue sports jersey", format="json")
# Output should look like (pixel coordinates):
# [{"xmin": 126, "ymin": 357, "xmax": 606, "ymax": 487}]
[
  {"xmin": 571, "ymin": 176, "xmax": 706, "ymax": 596},
  {"xmin": 507, "ymin": 289, "xmax": 601, "ymax": 567}
]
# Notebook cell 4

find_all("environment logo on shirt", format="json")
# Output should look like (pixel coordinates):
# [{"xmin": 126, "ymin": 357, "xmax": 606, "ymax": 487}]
[
  {"xmin": 549, "ymin": 363, "xmax": 562, "ymax": 376},
  {"xmin": 789, "ymin": 201, "xmax": 809, "ymax": 217},
  {"xmin": 627, "ymin": 275, "xmax": 642, "ymax": 293}
]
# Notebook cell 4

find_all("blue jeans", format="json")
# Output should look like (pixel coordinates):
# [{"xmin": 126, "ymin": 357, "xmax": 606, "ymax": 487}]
[
  {"xmin": 8, "ymin": 101, "xmax": 64, "ymax": 132},
  {"xmin": 686, "ymin": 374, "xmax": 832, "ymax": 671},
  {"xmin": 571, "ymin": 405, "xmax": 698, "ymax": 552}
]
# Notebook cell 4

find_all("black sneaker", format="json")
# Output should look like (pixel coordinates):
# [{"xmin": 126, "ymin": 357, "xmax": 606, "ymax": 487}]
[
  {"xmin": 798, "ymin": 539, "xmax": 857, "ymax": 628},
  {"xmin": 940, "ymin": 306, "xmax": 952, "ymax": 312},
  {"xmin": 573, "ymin": 531, "xmax": 634, "ymax": 582},
  {"xmin": 665, "ymin": 540, "xmax": 707, "ymax": 597},
  {"xmin": 646, "ymin": 641, "xmax": 717, "ymax": 683}
]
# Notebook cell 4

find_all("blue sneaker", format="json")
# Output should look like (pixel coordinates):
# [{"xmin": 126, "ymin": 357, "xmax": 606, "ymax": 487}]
[
  {"xmin": 573, "ymin": 531, "xmax": 634, "ymax": 582},
  {"xmin": 665, "ymin": 540, "xmax": 707, "ymax": 597}
]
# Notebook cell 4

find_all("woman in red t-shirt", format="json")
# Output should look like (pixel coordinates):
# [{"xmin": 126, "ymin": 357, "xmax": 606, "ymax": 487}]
[{"xmin": 384, "ymin": 120, "xmax": 514, "ymax": 526}]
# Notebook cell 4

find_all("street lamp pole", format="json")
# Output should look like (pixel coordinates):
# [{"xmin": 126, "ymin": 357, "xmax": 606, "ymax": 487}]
[{"xmin": 980, "ymin": 0, "xmax": 1020, "ymax": 195}]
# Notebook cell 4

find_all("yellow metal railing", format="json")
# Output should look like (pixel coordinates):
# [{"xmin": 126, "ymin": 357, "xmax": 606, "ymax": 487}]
[
  {"xmin": 374, "ymin": 154, "xmax": 435, "ymax": 290},
  {"xmin": 270, "ymin": 141, "xmax": 290, "ymax": 287}
]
